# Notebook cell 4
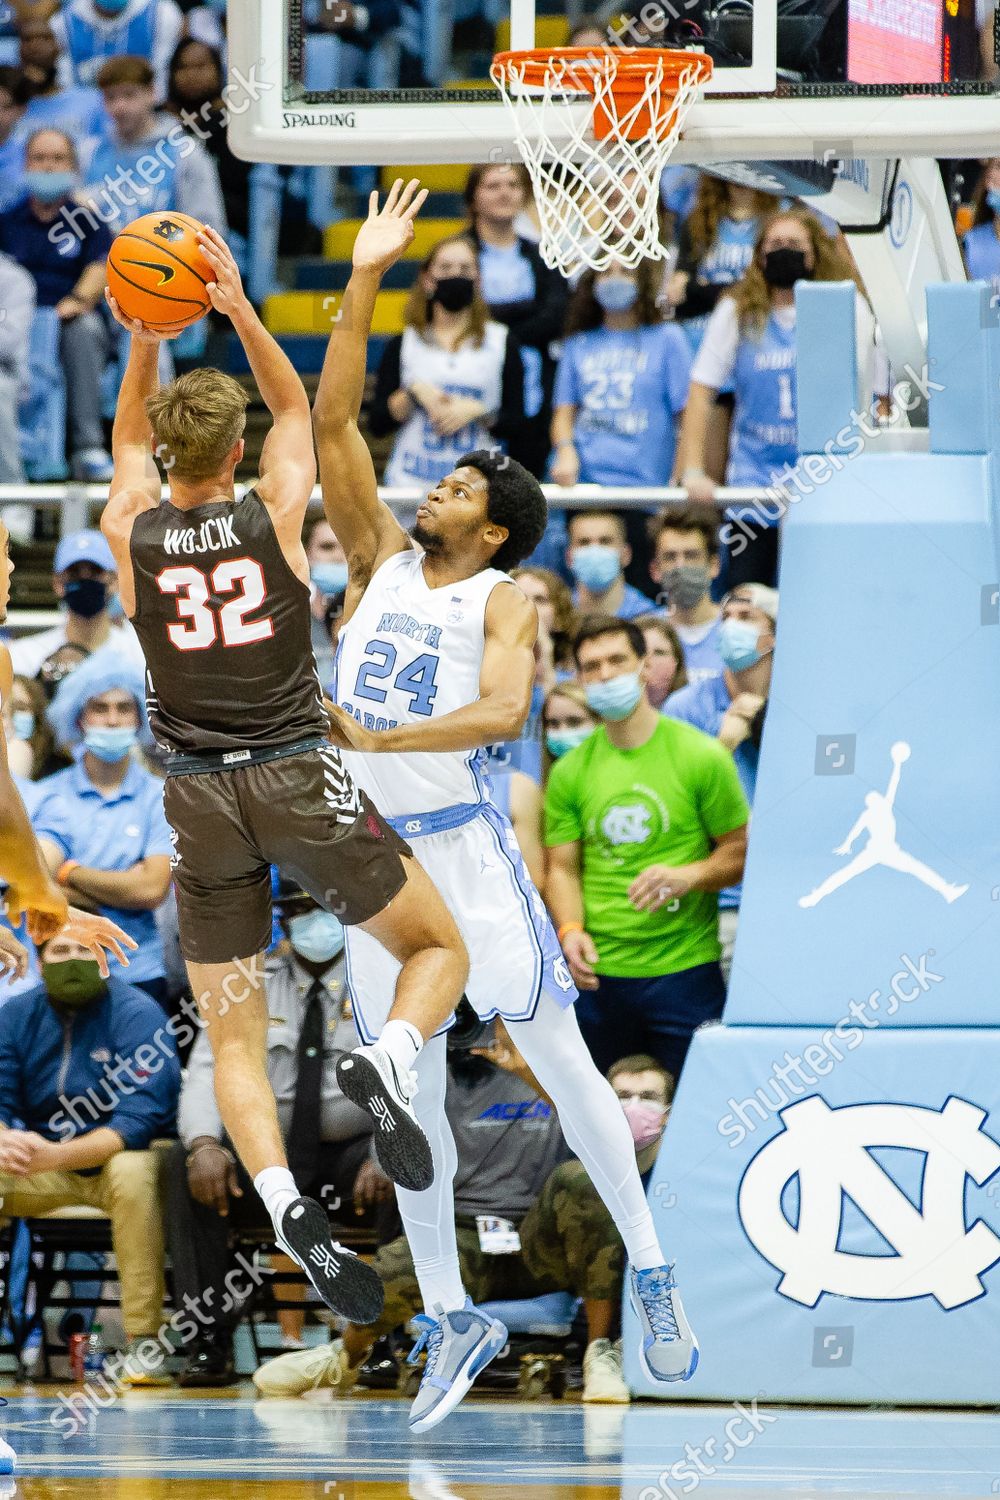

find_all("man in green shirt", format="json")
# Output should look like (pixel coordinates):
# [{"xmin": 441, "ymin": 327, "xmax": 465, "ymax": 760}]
[{"xmin": 545, "ymin": 616, "xmax": 749, "ymax": 1078}]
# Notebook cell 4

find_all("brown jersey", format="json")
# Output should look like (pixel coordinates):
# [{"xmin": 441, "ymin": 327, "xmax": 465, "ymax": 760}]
[{"xmin": 129, "ymin": 490, "xmax": 326, "ymax": 757}]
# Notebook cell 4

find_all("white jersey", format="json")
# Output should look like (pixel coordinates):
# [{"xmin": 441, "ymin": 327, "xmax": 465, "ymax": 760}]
[
  {"xmin": 334, "ymin": 548, "xmax": 512, "ymax": 818},
  {"xmin": 382, "ymin": 322, "xmax": 508, "ymax": 490}
]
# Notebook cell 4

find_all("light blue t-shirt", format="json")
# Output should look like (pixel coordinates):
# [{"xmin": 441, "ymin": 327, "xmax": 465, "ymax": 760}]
[
  {"xmin": 674, "ymin": 616, "xmax": 724, "ymax": 684},
  {"xmin": 24, "ymin": 86, "xmax": 108, "ymax": 147},
  {"xmin": 573, "ymin": 580, "xmax": 659, "ymax": 622},
  {"xmin": 31, "ymin": 755, "xmax": 173, "ymax": 985},
  {"xmin": 727, "ymin": 311, "xmax": 798, "ymax": 522},
  {"xmin": 681, "ymin": 216, "xmax": 761, "ymax": 363},
  {"xmin": 85, "ymin": 129, "xmax": 184, "ymax": 229},
  {"xmin": 963, "ymin": 223, "xmax": 1000, "ymax": 300},
  {"xmin": 664, "ymin": 673, "xmax": 758, "ymax": 909},
  {"xmin": 477, "ymin": 240, "xmax": 543, "ymax": 418},
  {"xmin": 553, "ymin": 323, "xmax": 693, "ymax": 486}
]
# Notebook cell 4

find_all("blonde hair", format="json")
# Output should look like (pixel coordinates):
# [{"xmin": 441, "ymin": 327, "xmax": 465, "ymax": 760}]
[
  {"xmin": 685, "ymin": 176, "xmax": 779, "ymax": 262},
  {"xmin": 146, "ymin": 368, "xmax": 249, "ymax": 481},
  {"xmin": 729, "ymin": 208, "xmax": 865, "ymax": 338}
]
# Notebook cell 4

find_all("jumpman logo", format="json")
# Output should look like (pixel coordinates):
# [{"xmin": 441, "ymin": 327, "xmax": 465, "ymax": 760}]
[{"xmin": 799, "ymin": 742, "xmax": 969, "ymax": 909}]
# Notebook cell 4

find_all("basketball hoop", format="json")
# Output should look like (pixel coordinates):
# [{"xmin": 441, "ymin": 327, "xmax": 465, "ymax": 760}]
[{"xmin": 490, "ymin": 47, "xmax": 713, "ymax": 276}]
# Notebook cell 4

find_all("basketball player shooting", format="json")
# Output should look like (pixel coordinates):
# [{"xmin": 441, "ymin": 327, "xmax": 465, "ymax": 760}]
[
  {"xmin": 0, "ymin": 522, "xmax": 138, "ymax": 977},
  {"xmin": 100, "ymin": 222, "xmax": 470, "ymax": 1327},
  {"xmin": 314, "ymin": 180, "xmax": 698, "ymax": 1431}
]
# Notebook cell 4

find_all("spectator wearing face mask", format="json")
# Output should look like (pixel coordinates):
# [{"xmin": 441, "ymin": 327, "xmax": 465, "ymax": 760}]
[
  {"xmin": 545, "ymin": 616, "xmax": 748, "ymax": 1079},
  {"xmin": 50, "ymin": 0, "xmax": 185, "ymax": 97},
  {"xmin": 674, "ymin": 208, "xmax": 872, "ymax": 589},
  {"xmin": 369, "ymin": 232, "xmax": 525, "ymax": 530},
  {"xmin": 32, "ymin": 651, "xmax": 173, "ymax": 1005},
  {"xmin": 647, "ymin": 510, "xmax": 724, "ymax": 683},
  {"xmin": 8, "ymin": 531, "xmax": 144, "ymax": 683},
  {"xmin": 665, "ymin": 584, "xmax": 775, "ymax": 980},
  {"xmin": 0, "ymin": 930, "xmax": 180, "ymax": 1382},
  {"xmin": 633, "ymin": 615, "xmax": 687, "ymax": 712},
  {"xmin": 541, "ymin": 682, "xmax": 598, "ymax": 781},
  {"xmin": 303, "ymin": 517, "xmax": 349, "ymax": 688},
  {"xmin": 165, "ymin": 880, "xmax": 393, "ymax": 1386},
  {"xmin": 551, "ymin": 261, "xmax": 692, "ymax": 493},
  {"xmin": 2, "ymin": 672, "xmax": 57, "ymax": 781},
  {"xmin": 0, "ymin": 128, "xmax": 115, "ymax": 481},
  {"xmin": 566, "ymin": 511, "xmax": 659, "ymax": 622}
]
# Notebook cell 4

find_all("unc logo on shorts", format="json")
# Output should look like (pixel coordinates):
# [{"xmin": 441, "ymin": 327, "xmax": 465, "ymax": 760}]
[
  {"xmin": 601, "ymin": 804, "xmax": 653, "ymax": 846},
  {"xmin": 739, "ymin": 1095, "xmax": 1000, "ymax": 1310},
  {"xmin": 552, "ymin": 957, "xmax": 574, "ymax": 993},
  {"xmin": 405, "ymin": 819, "xmax": 423, "ymax": 834}
]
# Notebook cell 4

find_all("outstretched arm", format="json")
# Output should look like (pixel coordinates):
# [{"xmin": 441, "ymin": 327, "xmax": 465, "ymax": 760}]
[
  {"xmin": 313, "ymin": 180, "xmax": 427, "ymax": 584},
  {"xmin": 102, "ymin": 298, "xmax": 172, "ymax": 613},
  {"xmin": 325, "ymin": 583, "xmax": 537, "ymax": 754},
  {"xmin": 833, "ymin": 811, "xmax": 869, "ymax": 856},
  {"xmin": 196, "ymin": 226, "xmax": 316, "ymax": 532}
]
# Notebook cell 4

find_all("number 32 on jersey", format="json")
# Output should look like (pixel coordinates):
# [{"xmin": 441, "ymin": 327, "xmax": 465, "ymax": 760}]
[{"xmin": 157, "ymin": 559, "xmax": 274, "ymax": 651}]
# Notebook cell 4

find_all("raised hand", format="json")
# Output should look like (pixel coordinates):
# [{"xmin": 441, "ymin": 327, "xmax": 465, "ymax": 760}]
[
  {"xmin": 352, "ymin": 179, "xmax": 429, "ymax": 275},
  {"xmin": 196, "ymin": 224, "xmax": 249, "ymax": 319},
  {"xmin": 0, "ymin": 929, "xmax": 28, "ymax": 981}
]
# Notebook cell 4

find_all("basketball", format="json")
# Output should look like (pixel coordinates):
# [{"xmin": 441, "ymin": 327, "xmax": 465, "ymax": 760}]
[{"xmin": 107, "ymin": 211, "xmax": 213, "ymax": 333}]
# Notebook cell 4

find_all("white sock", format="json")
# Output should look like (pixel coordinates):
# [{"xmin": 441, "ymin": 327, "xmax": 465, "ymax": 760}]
[
  {"xmin": 254, "ymin": 1166, "xmax": 300, "ymax": 1237},
  {"xmin": 378, "ymin": 1018, "xmax": 423, "ymax": 1076},
  {"xmin": 411, "ymin": 1253, "xmax": 467, "ymax": 1316}
]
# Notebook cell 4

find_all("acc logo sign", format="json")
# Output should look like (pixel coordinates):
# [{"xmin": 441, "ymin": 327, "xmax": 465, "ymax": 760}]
[{"xmin": 738, "ymin": 1096, "xmax": 1000, "ymax": 1310}]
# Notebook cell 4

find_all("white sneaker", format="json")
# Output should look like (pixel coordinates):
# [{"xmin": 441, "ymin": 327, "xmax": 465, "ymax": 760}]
[
  {"xmin": 0, "ymin": 1432, "xmax": 14, "ymax": 1477},
  {"xmin": 252, "ymin": 1337, "xmax": 359, "ymax": 1398},
  {"xmin": 582, "ymin": 1338, "xmax": 630, "ymax": 1404},
  {"xmin": 336, "ymin": 1045, "xmax": 434, "ymax": 1191}
]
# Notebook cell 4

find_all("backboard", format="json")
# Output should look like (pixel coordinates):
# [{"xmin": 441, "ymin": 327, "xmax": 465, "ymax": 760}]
[{"xmin": 227, "ymin": 0, "xmax": 1000, "ymax": 169}]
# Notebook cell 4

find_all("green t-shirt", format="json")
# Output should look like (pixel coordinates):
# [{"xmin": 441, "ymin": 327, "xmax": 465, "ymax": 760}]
[{"xmin": 544, "ymin": 716, "xmax": 749, "ymax": 978}]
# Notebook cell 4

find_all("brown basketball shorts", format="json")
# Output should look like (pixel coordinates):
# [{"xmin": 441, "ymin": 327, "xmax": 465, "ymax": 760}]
[{"xmin": 163, "ymin": 744, "xmax": 411, "ymax": 964}]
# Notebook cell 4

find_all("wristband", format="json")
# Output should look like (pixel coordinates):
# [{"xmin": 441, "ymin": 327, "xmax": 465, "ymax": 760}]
[
  {"xmin": 56, "ymin": 860, "xmax": 80, "ymax": 887},
  {"xmin": 186, "ymin": 1142, "xmax": 233, "ymax": 1165},
  {"xmin": 558, "ymin": 921, "xmax": 584, "ymax": 943},
  {"xmin": 681, "ymin": 466, "xmax": 708, "ymax": 485}
]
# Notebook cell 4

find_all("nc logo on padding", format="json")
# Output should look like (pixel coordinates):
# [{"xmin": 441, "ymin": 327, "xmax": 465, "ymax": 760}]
[{"xmin": 738, "ymin": 1096, "xmax": 1000, "ymax": 1309}]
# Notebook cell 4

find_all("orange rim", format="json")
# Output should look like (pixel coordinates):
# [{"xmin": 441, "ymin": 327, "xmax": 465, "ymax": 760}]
[{"xmin": 491, "ymin": 46, "xmax": 714, "ymax": 94}]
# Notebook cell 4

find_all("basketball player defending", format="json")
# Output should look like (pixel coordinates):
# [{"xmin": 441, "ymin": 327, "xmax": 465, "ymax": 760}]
[
  {"xmin": 100, "ymin": 225, "xmax": 469, "ymax": 1325},
  {"xmin": 315, "ymin": 182, "xmax": 698, "ymax": 1430},
  {"xmin": 0, "ymin": 519, "xmax": 138, "ymax": 979}
]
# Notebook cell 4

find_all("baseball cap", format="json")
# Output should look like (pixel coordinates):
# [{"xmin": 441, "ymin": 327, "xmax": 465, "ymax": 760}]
[{"xmin": 53, "ymin": 529, "xmax": 116, "ymax": 576}]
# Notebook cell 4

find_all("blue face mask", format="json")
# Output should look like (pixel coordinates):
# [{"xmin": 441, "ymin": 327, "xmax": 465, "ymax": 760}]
[
  {"xmin": 584, "ymin": 672, "xmax": 643, "ymax": 722},
  {"xmin": 83, "ymin": 726, "xmax": 138, "ymax": 763},
  {"xmin": 11, "ymin": 711, "xmax": 35, "ymax": 742},
  {"xmin": 988, "ymin": 188, "xmax": 1000, "ymax": 216},
  {"xmin": 571, "ymin": 544, "xmax": 621, "ymax": 594},
  {"xmin": 718, "ymin": 619, "xmax": 766, "ymax": 673},
  {"xmin": 289, "ymin": 908, "xmax": 345, "ymax": 964},
  {"xmin": 594, "ymin": 276, "xmax": 639, "ymax": 313},
  {"xmin": 24, "ymin": 170, "xmax": 77, "ymax": 204},
  {"xmin": 311, "ymin": 562, "xmax": 349, "ymax": 598},
  {"xmin": 546, "ymin": 725, "xmax": 593, "ymax": 759},
  {"xmin": 97, "ymin": 0, "xmax": 131, "ymax": 13}
]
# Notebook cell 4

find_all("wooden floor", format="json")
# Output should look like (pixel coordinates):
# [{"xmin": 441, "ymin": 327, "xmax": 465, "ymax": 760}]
[{"xmin": 0, "ymin": 1386, "xmax": 999, "ymax": 1497}]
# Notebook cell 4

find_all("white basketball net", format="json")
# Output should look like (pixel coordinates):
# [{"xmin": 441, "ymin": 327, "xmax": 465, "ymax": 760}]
[{"xmin": 490, "ymin": 50, "xmax": 707, "ymax": 277}]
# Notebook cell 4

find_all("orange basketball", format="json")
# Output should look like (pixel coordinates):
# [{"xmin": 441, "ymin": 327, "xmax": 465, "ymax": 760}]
[{"xmin": 107, "ymin": 211, "xmax": 213, "ymax": 333}]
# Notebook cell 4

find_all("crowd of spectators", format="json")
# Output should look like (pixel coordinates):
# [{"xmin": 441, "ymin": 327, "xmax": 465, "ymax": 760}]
[{"xmin": 0, "ymin": 0, "xmax": 998, "ymax": 1410}]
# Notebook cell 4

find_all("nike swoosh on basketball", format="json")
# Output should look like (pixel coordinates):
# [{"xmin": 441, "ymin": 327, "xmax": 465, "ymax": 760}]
[{"xmin": 121, "ymin": 257, "xmax": 176, "ymax": 286}]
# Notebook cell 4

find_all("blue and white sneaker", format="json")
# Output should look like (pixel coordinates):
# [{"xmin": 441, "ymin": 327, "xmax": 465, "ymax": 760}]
[
  {"xmin": 406, "ymin": 1299, "xmax": 508, "ymax": 1433},
  {"xmin": 629, "ymin": 1264, "xmax": 699, "ymax": 1383},
  {"xmin": 0, "ymin": 1393, "xmax": 14, "ymax": 1479}
]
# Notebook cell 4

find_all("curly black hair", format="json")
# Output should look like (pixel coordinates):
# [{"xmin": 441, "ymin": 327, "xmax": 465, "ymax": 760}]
[{"xmin": 458, "ymin": 449, "xmax": 547, "ymax": 573}]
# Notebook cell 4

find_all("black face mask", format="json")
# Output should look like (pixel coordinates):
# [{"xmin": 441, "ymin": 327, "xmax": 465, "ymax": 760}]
[
  {"xmin": 761, "ymin": 248, "xmax": 812, "ymax": 290},
  {"xmin": 432, "ymin": 276, "xmax": 476, "ymax": 313},
  {"xmin": 63, "ymin": 577, "xmax": 108, "ymax": 619}
]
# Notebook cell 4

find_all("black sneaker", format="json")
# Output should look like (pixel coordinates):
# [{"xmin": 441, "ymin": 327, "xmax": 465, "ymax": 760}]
[
  {"xmin": 276, "ymin": 1196, "xmax": 384, "ymax": 1324},
  {"xmin": 356, "ymin": 1334, "xmax": 401, "ymax": 1390},
  {"xmin": 176, "ymin": 1333, "xmax": 236, "ymax": 1388},
  {"xmin": 336, "ymin": 1044, "xmax": 434, "ymax": 1192}
]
